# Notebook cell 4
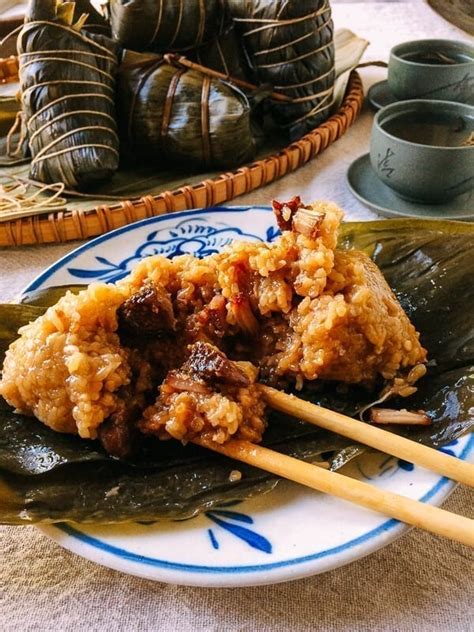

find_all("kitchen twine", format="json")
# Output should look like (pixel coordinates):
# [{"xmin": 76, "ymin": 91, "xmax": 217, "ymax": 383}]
[
  {"xmin": 233, "ymin": 0, "xmax": 336, "ymax": 127},
  {"xmin": 0, "ymin": 177, "xmax": 66, "ymax": 221},
  {"xmin": 0, "ymin": 5, "xmax": 363, "ymax": 227},
  {"xmin": 195, "ymin": 34, "xmax": 230, "ymax": 76},
  {"xmin": 0, "ymin": 70, "xmax": 363, "ymax": 244},
  {"xmin": 14, "ymin": 6, "xmax": 336, "ymax": 161},
  {"xmin": 149, "ymin": 0, "xmax": 227, "ymax": 51},
  {"xmin": 125, "ymin": 58, "xmax": 166, "ymax": 143},
  {"xmin": 125, "ymin": 58, "xmax": 221, "ymax": 168},
  {"xmin": 16, "ymin": 20, "xmax": 119, "ymax": 179}
]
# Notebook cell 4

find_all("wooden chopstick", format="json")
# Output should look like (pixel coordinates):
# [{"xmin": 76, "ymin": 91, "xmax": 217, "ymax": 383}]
[
  {"xmin": 259, "ymin": 386, "xmax": 474, "ymax": 488},
  {"xmin": 194, "ymin": 437, "xmax": 474, "ymax": 548}
]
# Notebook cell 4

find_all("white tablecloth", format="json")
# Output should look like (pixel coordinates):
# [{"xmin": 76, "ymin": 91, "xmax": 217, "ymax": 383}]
[{"xmin": 1, "ymin": 3, "xmax": 473, "ymax": 630}]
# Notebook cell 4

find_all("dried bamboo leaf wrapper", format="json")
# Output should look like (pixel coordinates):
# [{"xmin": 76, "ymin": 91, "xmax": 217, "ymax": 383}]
[
  {"xmin": 26, "ymin": 0, "xmax": 109, "ymax": 35},
  {"xmin": 18, "ymin": 0, "xmax": 120, "ymax": 190},
  {"xmin": 190, "ymin": 25, "xmax": 251, "ymax": 81},
  {"xmin": 117, "ymin": 54, "xmax": 259, "ymax": 170},
  {"xmin": 228, "ymin": 0, "xmax": 335, "ymax": 141},
  {"xmin": 72, "ymin": 0, "xmax": 111, "ymax": 36},
  {"xmin": 109, "ymin": 0, "xmax": 226, "ymax": 53}
]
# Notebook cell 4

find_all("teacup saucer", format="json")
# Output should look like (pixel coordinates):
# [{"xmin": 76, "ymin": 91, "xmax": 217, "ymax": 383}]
[
  {"xmin": 347, "ymin": 154, "xmax": 474, "ymax": 221},
  {"xmin": 367, "ymin": 80, "xmax": 398, "ymax": 111}
]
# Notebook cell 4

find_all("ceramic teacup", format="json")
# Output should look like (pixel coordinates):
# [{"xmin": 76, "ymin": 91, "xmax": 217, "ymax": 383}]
[
  {"xmin": 388, "ymin": 39, "xmax": 474, "ymax": 105},
  {"xmin": 370, "ymin": 100, "xmax": 474, "ymax": 204}
]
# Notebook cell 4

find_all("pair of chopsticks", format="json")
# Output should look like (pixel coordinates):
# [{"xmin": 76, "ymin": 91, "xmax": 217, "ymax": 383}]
[{"xmin": 195, "ymin": 386, "xmax": 474, "ymax": 548}]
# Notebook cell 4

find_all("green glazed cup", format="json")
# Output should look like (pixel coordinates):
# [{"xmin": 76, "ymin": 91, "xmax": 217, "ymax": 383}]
[
  {"xmin": 388, "ymin": 39, "xmax": 474, "ymax": 105},
  {"xmin": 370, "ymin": 100, "xmax": 474, "ymax": 204}
]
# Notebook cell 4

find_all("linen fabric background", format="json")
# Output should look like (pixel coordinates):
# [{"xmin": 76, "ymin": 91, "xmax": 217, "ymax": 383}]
[{"xmin": 1, "ymin": 3, "xmax": 472, "ymax": 630}]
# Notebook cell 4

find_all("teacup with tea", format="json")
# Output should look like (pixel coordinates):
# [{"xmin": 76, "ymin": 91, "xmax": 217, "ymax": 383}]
[
  {"xmin": 370, "ymin": 100, "xmax": 474, "ymax": 204},
  {"xmin": 388, "ymin": 39, "xmax": 474, "ymax": 105}
]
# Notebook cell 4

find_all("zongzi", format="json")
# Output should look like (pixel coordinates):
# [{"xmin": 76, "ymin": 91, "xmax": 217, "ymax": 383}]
[
  {"xmin": 190, "ymin": 25, "xmax": 250, "ymax": 81},
  {"xmin": 228, "ymin": 0, "xmax": 336, "ymax": 141},
  {"xmin": 0, "ymin": 200, "xmax": 427, "ymax": 455},
  {"xmin": 1, "ymin": 215, "xmax": 474, "ymax": 525},
  {"xmin": 109, "ymin": 0, "xmax": 225, "ymax": 53},
  {"xmin": 18, "ymin": 0, "xmax": 119, "ymax": 190},
  {"xmin": 116, "ymin": 52, "xmax": 259, "ymax": 170},
  {"xmin": 73, "ymin": 0, "xmax": 111, "ymax": 36}
]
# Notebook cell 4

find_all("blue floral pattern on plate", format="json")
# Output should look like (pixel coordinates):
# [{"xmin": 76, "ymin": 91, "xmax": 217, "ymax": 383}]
[
  {"xmin": 67, "ymin": 218, "xmax": 280, "ymax": 283},
  {"xmin": 138, "ymin": 506, "xmax": 273, "ymax": 554},
  {"xmin": 206, "ymin": 509, "xmax": 272, "ymax": 554}
]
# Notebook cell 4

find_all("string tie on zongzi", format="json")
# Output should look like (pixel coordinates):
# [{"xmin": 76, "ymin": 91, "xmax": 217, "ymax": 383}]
[{"xmin": 17, "ymin": 3, "xmax": 120, "ymax": 190}]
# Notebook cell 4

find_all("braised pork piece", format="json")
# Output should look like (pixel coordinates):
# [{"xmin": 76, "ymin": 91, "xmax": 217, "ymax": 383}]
[{"xmin": 0, "ymin": 199, "xmax": 427, "ymax": 456}]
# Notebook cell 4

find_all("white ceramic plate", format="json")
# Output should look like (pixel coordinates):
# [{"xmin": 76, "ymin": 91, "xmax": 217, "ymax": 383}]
[{"xmin": 24, "ymin": 206, "xmax": 472, "ymax": 587}]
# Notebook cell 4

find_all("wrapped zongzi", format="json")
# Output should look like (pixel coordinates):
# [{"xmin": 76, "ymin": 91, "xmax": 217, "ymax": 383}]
[
  {"xmin": 117, "ymin": 52, "xmax": 259, "ymax": 170},
  {"xmin": 109, "ymin": 0, "xmax": 225, "ymax": 53},
  {"xmin": 18, "ymin": 0, "xmax": 120, "ymax": 190},
  {"xmin": 228, "ymin": 0, "xmax": 335, "ymax": 141},
  {"xmin": 190, "ymin": 25, "xmax": 251, "ymax": 81},
  {"xmin": 73, "ymin": 0, "xmax": 111, "ymax": 36}
]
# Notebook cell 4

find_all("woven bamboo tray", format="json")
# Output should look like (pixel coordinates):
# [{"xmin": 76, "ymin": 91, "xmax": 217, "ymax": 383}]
[{"xmin": 0, "ymin": 56, "xmax": 363, "ymax": 248}]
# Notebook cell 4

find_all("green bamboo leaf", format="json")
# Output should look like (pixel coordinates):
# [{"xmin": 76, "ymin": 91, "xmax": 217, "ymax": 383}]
[
  {"xmin": 0, "ymin": 304, "xmax": 46, "ymax": 360},
  {"xmin": 0, "ymin": 219, "xmax": 472, "ymax": 524},
  {"xmin": 20, "ymin": 284, "xmax": 85, "ymax": 308}
]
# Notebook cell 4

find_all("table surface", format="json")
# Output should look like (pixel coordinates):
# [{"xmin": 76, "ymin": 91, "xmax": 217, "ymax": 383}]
[{"xmin": 1, "ymin": 3, "xmax": 473, "ymax": 631}]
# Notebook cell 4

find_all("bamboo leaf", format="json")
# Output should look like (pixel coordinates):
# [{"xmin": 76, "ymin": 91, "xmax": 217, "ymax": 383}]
[{"xmin": 0, "ymin": 220, "xmax": 472, "ymax": 524}]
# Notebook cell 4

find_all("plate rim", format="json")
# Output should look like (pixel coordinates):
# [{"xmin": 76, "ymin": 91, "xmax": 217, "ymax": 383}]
[
  {"xmin": 24, "ymin": 206, "xmax": 473, "ymax": 586},
  {"xmin": 38, "ymin": 433, "xmax": 472, "ymax": 587}
]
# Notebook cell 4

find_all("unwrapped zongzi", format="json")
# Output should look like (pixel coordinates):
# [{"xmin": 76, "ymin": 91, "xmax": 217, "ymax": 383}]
[
  {"xmin": 18, "ymin": 0, "xmax": 119, "ymax": 189},
  {"xmin": 117, "ymin": 52, "xmax": 259, "ymax": 170},
  {"xmin": 228, "ymin": 0, "xmax": 335, "ymax": 141}
]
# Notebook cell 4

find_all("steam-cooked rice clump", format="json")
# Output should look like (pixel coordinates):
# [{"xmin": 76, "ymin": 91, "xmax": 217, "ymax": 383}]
[
  {"xmin": 0, "ymin": 199, "xmax": 427, "ymax": 452},
  {"xmin": 0, "ymin": 284, "xmax": 129, "ymax": 438}
]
